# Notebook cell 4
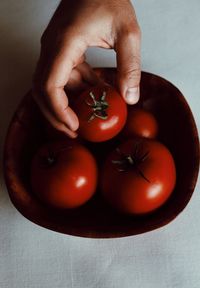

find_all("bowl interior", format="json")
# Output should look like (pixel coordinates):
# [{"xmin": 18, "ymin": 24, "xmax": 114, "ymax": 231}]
[{"xmin": 3, "ymin": 69, "xmax": 200, "ymax": 238}]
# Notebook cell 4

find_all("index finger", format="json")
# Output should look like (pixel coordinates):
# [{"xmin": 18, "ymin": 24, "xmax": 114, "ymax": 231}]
[{"xmin": 37, "ymin": 37, "xmax": 87, "ymax": 131}]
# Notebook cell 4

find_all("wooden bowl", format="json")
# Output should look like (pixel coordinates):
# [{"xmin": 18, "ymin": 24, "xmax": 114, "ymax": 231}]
[{"xmin": 3, "ymin": 69, "xmax": 200, "ymax": 238}]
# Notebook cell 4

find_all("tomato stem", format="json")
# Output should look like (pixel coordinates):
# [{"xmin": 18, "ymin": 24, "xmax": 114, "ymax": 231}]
[
  {"xmin": 85, "ymin": 91, "xmax": 109, "ymax": 122},
  {"xmin": 112, "ymin": 145, "xmax": 150, "ymax": 183},
  {"xmin": 39, "ymin": 145, "xmax": 72, "ymax": 168},
  {"xmin": 39, "ymin": 154, "xmax": 56, "ymax": 167},
  {"xmin": 46, "ymin": 156, "xmax": 55, "ymax": 166}
]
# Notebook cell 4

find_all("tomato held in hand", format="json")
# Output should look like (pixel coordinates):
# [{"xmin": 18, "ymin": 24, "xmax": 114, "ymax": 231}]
[
  {"xmin": 73, "ymin": 85, "xmax": 127, "ymax": 142},
  {"xmin": 101, "ymin": 138, "xmax": 176, "ymax": 214},
  {"xmin": 122, "ymin": 108, "xmax": 158, "ymax": 139},
  {"xmin": 30, "ymin": 140, "xmax": 97, "ymax": 209}
]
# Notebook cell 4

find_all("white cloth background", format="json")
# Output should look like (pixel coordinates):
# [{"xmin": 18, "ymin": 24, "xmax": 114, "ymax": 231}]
[{"xmin": 0, "ymin": 1, "xmax": 200, "ymax": 287}]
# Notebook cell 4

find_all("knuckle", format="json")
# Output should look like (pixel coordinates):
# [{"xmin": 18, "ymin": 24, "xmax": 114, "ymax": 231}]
[
  {"xmin": 32, "ymin": 79, "xmax": 52, "ymax": 101},
  {"xmin": 121, "ymin": 56, "xmax": 141, "ymax": 75},
  {"xmin": 121, "ymin": 66, "xmax": 141, "ymax": 83},
  {"xmin": 52, "ymin": 121, "xmax": 62, "ymax": 131},
  {"xmin": 43, "ymin": 80, "xmax": 53, "ymax": 94},
  {"xmin": 133, "ymin": 25, "xmax": 142, "ymax": 40},
  {"xmin": 121, "ymin": 22, "xmax": 141, "ymax": 41},
  {"xmin": 128, "ymin": 28, "xmax": 141, "ymax": 44},
  {"xmin": 132, "ymin": 55, "xmax": 141, "ymax": 67},
  {"xmin": 34, "ymin": 77, "xmax": 55, "ymax": 96}
]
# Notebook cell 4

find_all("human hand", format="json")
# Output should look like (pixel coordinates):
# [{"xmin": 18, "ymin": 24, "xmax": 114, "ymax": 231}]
[{"xmin": 33, "ymin": 0, "xmax": 141, "ymax": 138}]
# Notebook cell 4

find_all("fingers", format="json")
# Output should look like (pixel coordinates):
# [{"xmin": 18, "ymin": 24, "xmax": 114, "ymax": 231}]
[
  {"xmin": 66, "ymin": 62, "xmax": 100, "ymax": 91},
  {"xmin": 43, "ymin": 40, "xmax": 87, "ymax": 131},
  {"xmin": 66, "ymin": 68, "xmax": 89, "ymax": 91},
  {"xmin": 34, "ymin": 38, "xmax": 87, "ymax": 135},
  {"xmin": 76, "ymin": 62, "xmax": 100, "ymax": 85},
  {"xmin": 32, "ymin": 91, "xmax": 78, "ymax": 138},
  {"xmin": 115, "ymin": 25, "xmax": 141, "ymax": 105}
]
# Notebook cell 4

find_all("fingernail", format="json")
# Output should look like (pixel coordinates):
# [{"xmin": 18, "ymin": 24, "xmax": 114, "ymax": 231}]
[
  {"xmin": 64, "ymin": 129, "xmax": 78, "ymax": 139},
  {"xmin": 125, "ymin": 87, "xmax": 140, "ymax": 104}
]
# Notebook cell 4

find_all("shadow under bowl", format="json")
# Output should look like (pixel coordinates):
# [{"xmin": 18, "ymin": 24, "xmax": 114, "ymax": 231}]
[{"xmin": 3, "ymin": 69, "xmax": 200, "ymax": 238}]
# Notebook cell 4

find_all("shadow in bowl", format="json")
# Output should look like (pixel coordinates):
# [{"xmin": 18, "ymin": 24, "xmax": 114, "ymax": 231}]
[{"xmin": 3, "ymin": 69, "xmax": 200, "ymax": 238}]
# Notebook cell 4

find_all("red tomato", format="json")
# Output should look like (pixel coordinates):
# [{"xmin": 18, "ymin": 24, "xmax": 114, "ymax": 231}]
[
  {"xmin": 122, "ymin": 108, "xmax": 158, "ymax": 139},
  {"xmin": 30, "ymin": 140, "xmax": 97, "ymax": 209},
  {"xmin": 73, "ymin": 85, "xmax": 127, "ymax": 142},
  {"xmin": 101, "ymin": 138, "xmax": 176, "ymax": 214}
]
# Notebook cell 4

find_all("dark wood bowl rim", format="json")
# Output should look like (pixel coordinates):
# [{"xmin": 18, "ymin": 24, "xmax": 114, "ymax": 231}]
[{"xmin": 3, "ymin": 69, "xmax": 200, "ymax": 238}]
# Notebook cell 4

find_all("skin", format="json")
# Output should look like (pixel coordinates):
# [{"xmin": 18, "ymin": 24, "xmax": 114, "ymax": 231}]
[{"xmin": 32, "ymin": 0, "xmax": 141, "ymax": 138}]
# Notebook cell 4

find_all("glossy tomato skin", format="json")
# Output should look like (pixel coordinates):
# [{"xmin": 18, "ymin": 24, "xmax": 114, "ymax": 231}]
[
  {"xmin": 30, "ymin": 140, "xmax": 97, "ymax": 209},
  {"xmin": 74, "ymin": 85, "xmax": 127, "ymax": 142},
  {"xmin": 122, "ymin": 108, "xmax": 158, "ymax": 139},
  {"xmin": 101, "ymin": 138, "xmax": 176, "ymax": 214}
]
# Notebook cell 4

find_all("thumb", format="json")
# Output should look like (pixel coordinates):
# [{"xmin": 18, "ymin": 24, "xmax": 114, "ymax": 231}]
[{"xmin": 116, "ymin": 27, "xmax": 141, "ymax": 104}]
